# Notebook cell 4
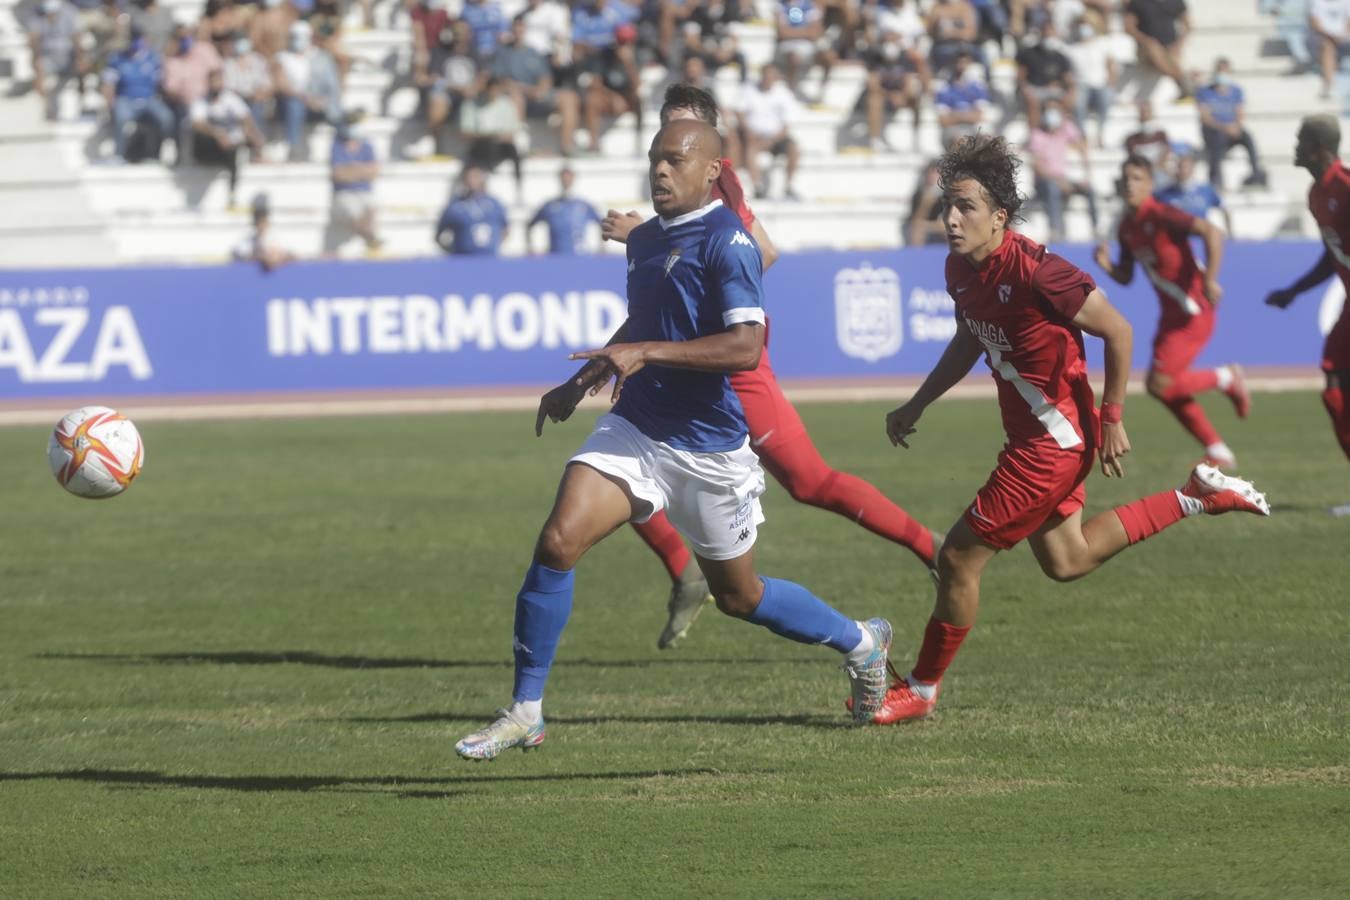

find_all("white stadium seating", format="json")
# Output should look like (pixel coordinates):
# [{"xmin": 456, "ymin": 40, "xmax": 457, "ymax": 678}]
[{"xmin": 0, "ymin": 0, "xmax": 1343, "ymax": 267}]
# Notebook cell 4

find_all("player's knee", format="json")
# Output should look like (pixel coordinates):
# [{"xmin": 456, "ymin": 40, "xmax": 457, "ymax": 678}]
[
  {"xmin": 1038, "ymin": 554, "xmax": 1089, "ymax": 583},
  {"xmin": 534, "ymin": 522, "xmax": 582, "ymax": 570},
  {"xmin": 936, "ymin": 542, "xmax": 979, "ymax": 589},
  {"xmin": 712, "ymin": 586, "xmax": 758, "ymax": 618}
]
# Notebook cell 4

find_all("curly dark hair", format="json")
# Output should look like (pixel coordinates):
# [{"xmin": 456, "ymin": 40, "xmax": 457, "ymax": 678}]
[
  {"xmin": 937, "ymin": 134, "xmax": 1025, "ymax": 224},
  {"xmin": 660, "ymin": 83, "xmax": 720, "ymax": 127}
]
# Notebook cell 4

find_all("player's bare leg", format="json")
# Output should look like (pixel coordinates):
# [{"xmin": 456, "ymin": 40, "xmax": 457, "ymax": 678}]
[
  {"xmin": 457, "ymin": 463, "xmax": 640, "ymax": 761},
  {"xmin": 697, "ymin": 549, "xmax": 894, "ymax": 724}
]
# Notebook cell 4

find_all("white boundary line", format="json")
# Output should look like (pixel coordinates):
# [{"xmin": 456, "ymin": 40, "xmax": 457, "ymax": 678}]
[{"xmin": 0, "ymin": 375, "xmax": 1325, "ymax": 427}]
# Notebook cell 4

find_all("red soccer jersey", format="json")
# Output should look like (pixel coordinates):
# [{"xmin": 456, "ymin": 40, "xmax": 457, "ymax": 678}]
[
  {"xmin": 712, "ymin": 159, "xmax": 756, "ymax": 230},
  {"xmin": 1117, "ymin": 195, "xmax": 1208, "ymax": 324},
  {"xmin": 1309, "ymin": 158, "xmax": 1350, "ymax": 290},
  {"xmin": 947, "ymin": 231, "xmax": 1098, "ymax": 450}
]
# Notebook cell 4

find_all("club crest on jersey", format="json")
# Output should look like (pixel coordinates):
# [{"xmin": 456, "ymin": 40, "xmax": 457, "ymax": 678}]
[
  {"xmin": 730, "ymin": 231, "xmax": 754, "ymax": 248},
  {"xmin": 834, "ymin": 262, "xmax": 902, "ymax": 363},
  {"xmin": 998, "ymin": 284, "xmax": 1012, "ymax": 304},
  {"xmin": 663, "ymin": 248, "xmax": 682, "ymax": 277}
]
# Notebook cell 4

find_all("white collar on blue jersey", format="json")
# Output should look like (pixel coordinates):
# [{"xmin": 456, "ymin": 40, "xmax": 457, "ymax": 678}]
[{"xmin": 658, "ymin": 198, "xmax": 724, "ymax": 230}]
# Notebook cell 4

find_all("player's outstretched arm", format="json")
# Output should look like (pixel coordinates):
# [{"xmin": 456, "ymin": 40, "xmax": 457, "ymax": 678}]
[
  {"xmin": 535, "ymin": 318, "xmax": 632, "ymax": 436},
  {"xmin": 1093, "ymin": 241, "xmax": 1134, "ymax": 286},
  {"xmin": 570, "ymin": 323, "xmax": 764, "ymax": 404},
  {"xmin": 1266, "ymin": 249, "xmax": 1334, "ymax": 308},
  {"xmin": 1072, "ymin": 289, "xmax": 1133, "ymax": 477},
  {"xmin": 885, "ymin": 326, "xmax": 984, "ymax": 448}
]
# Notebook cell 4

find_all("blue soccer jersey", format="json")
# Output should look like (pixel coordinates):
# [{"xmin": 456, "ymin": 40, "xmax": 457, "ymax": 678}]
[{"xmin": 612, "ymin": 199, "xmax": 765, "ymax": 452}]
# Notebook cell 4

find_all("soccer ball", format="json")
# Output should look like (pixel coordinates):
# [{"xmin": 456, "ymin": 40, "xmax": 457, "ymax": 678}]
[{"xmin": 47, "ymin": 406, "xmax": 145, "ymax": 499}]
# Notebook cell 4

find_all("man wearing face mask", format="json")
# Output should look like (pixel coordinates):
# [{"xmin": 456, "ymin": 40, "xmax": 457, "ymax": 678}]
[
  {"xmin": 223, "ymin": 33, "xmax": 272, "ymax": 132},
  {"xmin": 162, "ymin": 23, "xmax": 222, "ymax": 163},
  {"xmin": 863, "ymin": 29, "xmax": 926, "ymax": 152},
  {"xmin": 274, "ymin": 20, "xmax": 344, "ymax": 161},
  {"xmin": 1014, "ymin": 21, "xmax": 1076, "ymax": 133},
  {"xmin": 190, "ymin": 67, "xmax": 264, "ymax": 207},
  {"xmin": 1027, "ymin": 96, "xmax": 1098, "ymax": 242},
  {"xmin": 933, "ymin": 49, "xmax": 988, "ymax": 150},
  {"xmin": 1065, "ymin": 13, "xmax": 1117, "ymax": 150},
  {"xmin": 1196, "ymin": 57, "xmax": 1268, "ymax": 190},
  {"xmin": 102, "ymin": 27, "xmax": 174, "ymax": 161}
]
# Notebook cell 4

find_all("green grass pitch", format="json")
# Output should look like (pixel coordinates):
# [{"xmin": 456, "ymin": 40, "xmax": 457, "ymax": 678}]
[{"xmin": 1, "ymin": 394, "xmax": 1347, "ymax": 898}]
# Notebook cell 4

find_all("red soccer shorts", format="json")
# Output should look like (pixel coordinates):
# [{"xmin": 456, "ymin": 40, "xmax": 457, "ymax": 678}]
[
  {"xmin": 729, "ymin": 347, "xmax": 807, "ymax": 452},
  {"xmin": 1323, "ymin": 307, "xmax": 1350, "ymax": 373},
  {"xmin": 964, "ymin": 441, "xmax": 1096, "ymax": 550},
  {"xmin": 1151, "ymin": 307, "xmax": 1215, "ymax": 378}
]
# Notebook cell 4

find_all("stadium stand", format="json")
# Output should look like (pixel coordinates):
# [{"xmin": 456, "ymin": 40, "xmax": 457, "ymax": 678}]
[{"xmin": 0, "ymin": 0, "xmax": 1343, "ymax": 268}]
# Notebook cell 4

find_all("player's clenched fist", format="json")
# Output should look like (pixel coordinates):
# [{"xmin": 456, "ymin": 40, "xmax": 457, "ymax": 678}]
[
  {"xmin": 1098, "ymin": 421, "xmax": 1132, "ymax": 478},
  {"xmin": 885, "ymin": 402, "xmax": 923, "ymax": 448}
]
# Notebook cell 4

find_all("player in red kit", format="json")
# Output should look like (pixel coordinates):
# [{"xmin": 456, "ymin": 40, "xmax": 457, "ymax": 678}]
[
  {"xmin": 598, "ymin": 83, "xmax": 939, "ymax": 647},
  {"xmin": 858, "ymin": 135, "xmax": 1270, "ymax": 725},
  {"xmin": 1094, "ymin": 155, "xmax": 1250, "ymax": 467},
  {"xmin": 1265, "ymin": 115, "xmax": 1350, "ymax": 517}
]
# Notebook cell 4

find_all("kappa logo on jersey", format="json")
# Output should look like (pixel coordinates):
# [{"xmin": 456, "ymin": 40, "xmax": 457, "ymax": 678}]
[
  {"xmin": 664, "ymin": 248, "xmax": 682, "ymax": 277},
  {"xmin": 998, "ymin": 284, "xmax": 1012, "ymax": 304},
  {"xmin": 965, "ymin": 317, "xmax": 1013, "ymax": 352},
  {"xmin": 729, "ymin": 231, "xmax": 754, "ymax": 248},
  {"xmin": 834, "ymin": 262, "xmax": 903, "ymax": 363}
]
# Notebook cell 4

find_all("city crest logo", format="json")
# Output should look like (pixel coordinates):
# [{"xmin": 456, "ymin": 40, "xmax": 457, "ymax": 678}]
[{"xmin": 834, "ymin": 263, "xmax": 902, "ymax": 363}]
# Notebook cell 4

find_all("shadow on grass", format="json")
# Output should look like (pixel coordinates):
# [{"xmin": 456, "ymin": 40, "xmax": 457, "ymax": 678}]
[
  {"xmin": 0, "ymin": 766, "xmax": 740, "ymax": 799},
  {"xmin": 342, "ymin": 710, "xmax": 849, "ymax": 729},
  {"xmin": 35, "ymin": 651, "xmax": 806, "ymax": 670}
]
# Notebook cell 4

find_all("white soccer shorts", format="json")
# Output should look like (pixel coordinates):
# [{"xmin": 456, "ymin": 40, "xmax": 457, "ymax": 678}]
[{"xmin": 569, "ymin": 413, "xmax": 766, "ymax": 561}]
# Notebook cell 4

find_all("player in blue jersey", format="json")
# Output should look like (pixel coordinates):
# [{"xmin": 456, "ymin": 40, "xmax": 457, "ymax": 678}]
[{"xmin": 455, "ymin": 119, "xmax": 894, "ymax": 760}]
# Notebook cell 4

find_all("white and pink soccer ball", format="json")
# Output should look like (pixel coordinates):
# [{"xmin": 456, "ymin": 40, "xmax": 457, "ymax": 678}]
[{"xmin": 47, "ymin": 405, "xmax": 145, "ymax": 499}]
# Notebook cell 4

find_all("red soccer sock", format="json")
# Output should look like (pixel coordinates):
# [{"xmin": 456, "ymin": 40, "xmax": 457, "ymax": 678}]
[
  {"xmin": 1322, "ymin": 387, "xmax": 1350, "ymax": 462},
  {"xmin": 1161, "ymin": 396, "xmax": 1223, "ymax": 448},
  {"xmin": 760, "ymin": 439, "xmax": 935, "ymax": 565},
  {"xmin": 910, "ymin": 616, "xmax": 971, "ymax": 685},
  {"xmin": 1158, "ymin": 370, "xmax": 1220, "ymax": 400},
  {"xmin": 1113, "ymin": 489, "xmax": 1187, "ymax": 545},
  {"xmin": 631, "ymin": 513, "xmax": 691, "ymax": 584}
]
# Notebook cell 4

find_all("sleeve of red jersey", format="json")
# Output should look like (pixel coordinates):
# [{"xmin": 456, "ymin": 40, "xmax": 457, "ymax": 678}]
[
  {"xmin": 714, "ymin": 164, "xmax": 757, "ymax": 229},
  {"xmin": 1032, "ymin": 254, "xmax": 1097, "ymax": 321}
]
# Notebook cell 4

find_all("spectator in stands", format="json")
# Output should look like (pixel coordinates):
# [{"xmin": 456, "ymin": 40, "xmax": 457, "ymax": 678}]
[
  {"xmin": 311, "ymin": 0, "xmax": 353, "ymax": 80},
  {"xmin": 677, "ymin": 14, "xmax": 748, "ymax": 82},
  {"xmin": 325, "ymin": 123, "xmax": 384, "ymax": 255},
  {"xmin": 904, "ymin": 158, "xmax": 948, "ymax": 246},
  {"xmin": 28, "ymin": 0, "xmax": 84, "ymax": 122},
  {"xmin": 1066, "ymin": 12, "xmax": 1117, "ymax": 149},
  {"xmin": 519, "ymin": 0, "xmax": 572, "ymax": 68},
  {"xmin": 435, "ymin": 164, "xmax": 510, "ymax": 255},
  {"xmin": 527, "ymin": 167, "xmax": 602, "ymax": 254},
  {"xmin": 460, "ymin": 0, "xmax": 508, "ymax": 63},
  {"xmin": 738, "ymin": 62, "xmax": 802, "ymax": 200},
  {"xmin": 233, "ymin": 193, "xmax": 296, "ymax": 270},
  {"xmin": 970, "ymin": 0, "xmax": 1010, "ymax": 49},
  {"xmin": 422, "ymin": 22, "xmax": 478, "ymax": 157},
  {"xmin": 274, "ymin": 20, "xmax": 344, "ymax": 161},
  {"xmin": 1197, "ymin": 57, "xmax": 1268, "ymax": 188},
  {"xmin": 654, "ymin": 0, "xmax": 699, "ymax": 66},
  {"xmin": 1123, "ymin": 0, "xmax": 1192, "ymax": 100},
  {"xmin": 864, "ymin": 26, "xmax": 928, "ymax": 151},
  {"xmin": 573, "ymin": 0, "xmax": 644, "ymax": 156},
  {"xmin": 775, "ymin": 0, "xmax": 837, "ymax": 101},
  {"xmin": 1261, "ymin": 0, "xmax": 1313, "ymax": 75},
  {"xmin": 926, "ymin": 0, "xmax": 980, "ymax": 79},
  {"xmin": 1124, "ymin": 98, "xmax": 1174, "ymax": 186},
  {"xmin": 933, "ymin": 49, "xmax": 989, "ymax": 149},
  {"xmin": 190, "ymin": 68, "xmax": 263, "ymax": 207},
  {"xmin": 222, "ymin": 35, "xmax": 272, "ymax": 133},
  {"xmin": 668, "ymin": 56, "xmax": 743, "ymax": 164},
  {"xmin": 870, "ymin": 0, "xmax": 927, "ymax": 54},
  {"xmin": 129, "ymin": 0, "xmax": 174, "ymax": 56},
  {"xmin": 1155, "ymin": 142, "xmax": 1234, "ymax": 232},
  {"xmin": 102, "ymin": 29, "xmax": 174, "ymax": 161},
  {"xmin": 198, "ymin": 0, "xmax": 247, "ymax": 45},
  {"xmin": 249, "ymin": 0, "xmax": 293, "ymax": 60},
  {"xmin": 1027, "ymin": 95, "xmax": 1098, "ymax": 241},
  {"xmin": 493, "ymin": 14, "xmax": 581, "ymax": 157},
  {"xmin": 1015, "ymin": 20, "xmax": 1076, "ymax": 132},
  {"xmin": 163, "ymin": 24, "xmax": 222, "ymax": 162},
  {"xmin": 462, "ymin": 76, "xmax": 525, "ymax": 202},
  {"xmin": 86, "ymin": 0, "xmax": 129, "ymax": 103},
  {"xmin": 1309, "ymin": 0, "xmax": 1350, "ymax": 97}
]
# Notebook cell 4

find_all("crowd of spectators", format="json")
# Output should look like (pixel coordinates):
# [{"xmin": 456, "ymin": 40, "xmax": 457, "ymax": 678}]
[{"xmin": 13, "ymin": 0, "xmax": 1323, "ymax": 256}]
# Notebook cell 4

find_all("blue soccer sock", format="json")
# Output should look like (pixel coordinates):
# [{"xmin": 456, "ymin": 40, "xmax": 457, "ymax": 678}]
[
  {"xmin": 511, "ymin": 561, "xmax": 575, "ymax": 703},
  {"xmin": 746, "ymin": 577, "xmax": 862, "ymax": 654}
]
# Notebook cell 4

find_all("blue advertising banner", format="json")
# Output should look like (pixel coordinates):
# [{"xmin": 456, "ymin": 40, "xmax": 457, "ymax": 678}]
[{"xmin": 0, "ymin": 242, "xmax": 1342, "ymax": 400}]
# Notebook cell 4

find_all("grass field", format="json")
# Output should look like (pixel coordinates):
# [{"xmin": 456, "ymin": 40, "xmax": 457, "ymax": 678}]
[{"xmin": 1, "ymin": 393, "xmax": 1347, "ymax": 898}]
